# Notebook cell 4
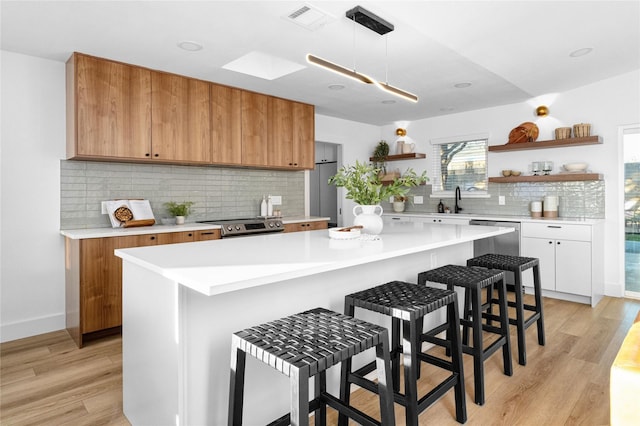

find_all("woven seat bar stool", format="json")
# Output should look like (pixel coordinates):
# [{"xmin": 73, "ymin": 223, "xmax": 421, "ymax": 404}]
[
  {"xmin": 340, "ymin": 281, "xmax": 466, "ymax": 426},
  {"xmin": 466, "ymin": 253, "xmax": 545, "ymax": 366},
  {"xmin": 418, "ymin": 264, "xmax": 513, "ymax": 406},
  {"xmin": 228, "ymin": 307, "xmax": 395, "ymax": 426}
]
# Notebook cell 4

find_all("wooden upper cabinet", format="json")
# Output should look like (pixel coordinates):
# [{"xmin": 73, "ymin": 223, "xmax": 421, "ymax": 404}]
[
  {"xmin": 151, "ymin": 72, "xmax": 211, "ymax": 163},
  {"xmin": 241, "ymin": 91, "xmax": 269, "ymax": 167},
  {"xmin": 211, "ymin": 83, "xmax": 242, "ymax": 165},
  {"xmin": 292, "ymin": 101, "xmax": 315, "ymax": 169},
  {"xmin": 67, "ymin": 53, "xmax": 152, "ymax": 160},
  {"xmin": 268, "ymin": 98, "xmax": 314, "ymax": 169}
]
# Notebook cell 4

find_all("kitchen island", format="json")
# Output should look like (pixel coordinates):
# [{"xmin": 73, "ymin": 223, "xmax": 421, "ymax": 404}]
[{"xmin": 115, "ymin": 221, "xmax": 513, "ymax": 425}]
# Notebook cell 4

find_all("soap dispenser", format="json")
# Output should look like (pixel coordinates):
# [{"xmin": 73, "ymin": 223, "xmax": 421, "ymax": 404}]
[
  {"xmin": 437, "ymin": 199, "xmax": 445, "ymax": 213},
  {"xmin": 267, "ymin": 195, "xmax": 274, "ymax": 216}
]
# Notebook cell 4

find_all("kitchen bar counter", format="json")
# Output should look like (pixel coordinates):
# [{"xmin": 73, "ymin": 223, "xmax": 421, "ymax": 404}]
[
  {"xmin": 116, "ymin": 222, "xmax": 512, "ymax": 425},
  {"xmin": 383, "ymin": 212, "xmax": 603, "ymax": 225}
]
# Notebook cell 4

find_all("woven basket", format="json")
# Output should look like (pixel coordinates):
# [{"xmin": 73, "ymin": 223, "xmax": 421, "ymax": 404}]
[
  {"xmin": 555, "ymin": 127, "xmax": 572, "ymax": 139},
  {"xmin": 573, "ymin": 123, "xmax": 591, "ymax": 138}
]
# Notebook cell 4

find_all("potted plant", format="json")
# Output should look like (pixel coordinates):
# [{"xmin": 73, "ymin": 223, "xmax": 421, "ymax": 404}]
[
  {"xmin": 372, "ymin": 140, "xmax": 390, "ymax": 176},
  {"xmin": 328, "ymin": 161, "xmax": 427, "ymax": 234},
  {"xmin": 164, "ymin": 201, "xmax": 194, "ymax": 225},
  {"xmin": 393, "ymin": 195, "xmax": 408, "ymax": 213}
]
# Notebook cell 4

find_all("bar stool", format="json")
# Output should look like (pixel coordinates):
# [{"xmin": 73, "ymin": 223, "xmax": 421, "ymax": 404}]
[
  {"xmin": 418, "ymin": 264, "xmax": 513, "ymax": 406},
  {"xmin": 228, "ymin": 307, "xmax": 395, "ymax": 426},
  {"xmin": 340, "ymin": 281, "xmax": 466, "ymax": 426},
  {"xmin": 466, "ymin": 253, "xmax": 545, "ymax": 366}
]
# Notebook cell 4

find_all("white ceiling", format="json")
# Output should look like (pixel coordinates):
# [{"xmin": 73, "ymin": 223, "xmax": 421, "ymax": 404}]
[{"xmin": 2, "ymin": 1, "xmax": 639, "ymax": 126}]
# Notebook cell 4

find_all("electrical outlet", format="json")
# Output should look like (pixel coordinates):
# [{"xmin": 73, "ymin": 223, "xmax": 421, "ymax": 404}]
[
  {"xmin": 271, "ymin": 195, "xmax": 282, "ymax": 205},
  {"xmin": 414, "ymin": 196, "xmax": 424, "ymax": 204},
  {"xmin": 499, "ymin": 195, "xmax": 506, "ymax": 205},
  {"xmin": 430, "ymin": 252, "xmax": 437, "ymax": 268},
  {"xmin": 101, "ymin": 201, "xmax": 108, "ymax": 214}
]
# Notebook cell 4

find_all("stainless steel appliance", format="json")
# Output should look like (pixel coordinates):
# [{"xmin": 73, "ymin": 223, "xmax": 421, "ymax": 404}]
[
  {"xmin": 469, "ymin": 219, "xmax": 521, "ymax": 284},
  {"xmin": 197, "ymin": 217, "xmax": 283, "ymax": 237}
]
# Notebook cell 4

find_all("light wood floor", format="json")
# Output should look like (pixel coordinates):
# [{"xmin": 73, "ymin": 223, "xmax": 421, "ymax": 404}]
[{"xmin": 1, "ymin": 296, "xmax": 639, "ymax": 425}]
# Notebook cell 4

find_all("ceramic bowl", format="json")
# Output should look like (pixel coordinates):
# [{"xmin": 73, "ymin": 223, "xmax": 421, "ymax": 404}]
[
  {"xmin": 511, "ymin": 170, "xmax": 521, "ymax": 176},
  {"xmin": 502, "ymin": 170, "xmax": 512, "ymax": 177},
  {"xmin": 563, "ymin": 162, "xmax": 588, "ymax": 172},
  {"xmin": 329, "ymin": 227, "xmax": 361, "ymax": 240}
]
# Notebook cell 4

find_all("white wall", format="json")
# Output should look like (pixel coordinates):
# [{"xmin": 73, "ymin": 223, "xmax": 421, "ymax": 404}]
[
  {"xmin": 381, "ymin": 70, "xmax": 640, "ymax": 297},
  {"xmin": 1, "ymin": 51, "xmax": 66, "ymax": 341}
]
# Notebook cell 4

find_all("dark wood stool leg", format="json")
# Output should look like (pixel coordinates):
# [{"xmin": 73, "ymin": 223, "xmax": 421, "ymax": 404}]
[
  {"xmin": 290, "ymin": 366, "xmax": 310, "ymax": 426},
  {"xmin": 229, "ymin": 335, "xmax": 246, "ymax": 426},
  {"xmin": 533, "ymin": 264, "xmax": 546, "ymax": 346},
  {"xmin": 375, "ymin": 330, "xmax": 396, "ymax": 426},
  {"xmin": 496, "ymin": 277, "xmax": 513, "ymax": 376},
  {"xmin": 470, "ymin": 285, "xmax": 485, "ymax": 405},
  {"xmin": 513, "ymin": 272, "xmax": 527, "ymax": 366},
  {"xmin": 391, "ymin": 317, "xmax": 401, "ymax": 392},
  {"xmin": 402, "ymin": 318, "xmax": 420, "ymax": 426},
  {"xmin": 338, "ymin": 301, "xmax": 355, "ymax": 426},
  {"xmin": 447, "ymin": 295, "xmax": 467, "ymax": 423},
  {"xmin": 315, "ymin": 372, "xmax": 326, "ymax": 426}
]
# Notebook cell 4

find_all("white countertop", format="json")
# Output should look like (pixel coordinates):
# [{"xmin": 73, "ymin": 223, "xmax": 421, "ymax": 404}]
[
  {"xmin": 115, "ymin": 222, "xmax": 513, "ymax": 297},
  {"xmin": 60, "ymin": 216, "xmax": 330, "ymax": 239},
  {"xmin": 383, "ymin": 212, "xmax": 603, "ymax": 225}
]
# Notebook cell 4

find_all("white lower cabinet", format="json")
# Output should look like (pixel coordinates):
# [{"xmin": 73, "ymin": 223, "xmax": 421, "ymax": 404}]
[{"xmin": 521, "ymin": 222, "xmax": 603, "ymax": 306}]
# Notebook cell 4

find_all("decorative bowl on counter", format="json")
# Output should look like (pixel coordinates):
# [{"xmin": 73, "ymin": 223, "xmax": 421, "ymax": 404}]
[
  {"xmin": 329, "ymin": 227, "xmax": 361, "ymax": 240},
  {"xmin": 563, "ymin": 162, "xmax": 588, "ymax": 172},
  {"xmin": 511, "ymin": 170, "xmax": 522, "ymax": 176}
]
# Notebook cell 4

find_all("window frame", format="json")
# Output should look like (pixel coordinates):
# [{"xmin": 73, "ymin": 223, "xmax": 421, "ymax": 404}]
[{"xmin": 430, "ymin": 133, "xmax": 490, "ymax": 198}]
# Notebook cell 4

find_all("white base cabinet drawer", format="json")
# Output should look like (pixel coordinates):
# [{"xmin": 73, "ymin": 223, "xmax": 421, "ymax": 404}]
[{"xmin": 522, "ymin": 222, "xmax": 591, "ymax": 241}]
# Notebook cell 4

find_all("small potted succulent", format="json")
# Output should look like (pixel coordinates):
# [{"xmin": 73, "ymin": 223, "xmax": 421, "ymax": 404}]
[{"xmin": 164, "ymin": 201, "xmax": 194, "ymax": 225}]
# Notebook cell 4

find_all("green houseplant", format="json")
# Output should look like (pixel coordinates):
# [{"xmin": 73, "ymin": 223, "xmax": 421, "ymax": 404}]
[
  {"xmin": 328, "ymin": 161, "xmax": 427, "ymax": 205},
  {"xmin": 328, "ymin": 161, "xmax": 427, "ymax": 234},
  {"xmin": 164, "ymin": 201, "xmax": 194, "ymax": 224}
]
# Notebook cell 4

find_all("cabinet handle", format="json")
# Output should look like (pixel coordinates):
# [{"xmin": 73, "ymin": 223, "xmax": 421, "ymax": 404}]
[
  {"xmin": 188, "ymin": 233, "xmax": 193, "ymax": 237},
  {"xmin": 150, "ymin": 236, "xmax": 156, "ymax": 240},
  {"xmin": 547, "ymin": 225, "xmax": 562, "ymax": 228},
  {"xmin": 557, "ymin": 241, "xmax": 561, "ymax": 245},
  {"xmin": 145, "ymin": 153, "xmax": 150, "ymax": 157},
  {"xmin": 154, "ymin": 153, "xmax": 159, "ymax": 157},
  {"xmin": 200, "ymin": 231, "xmax": 215, "ymax": 235},
  {"xmin": 548, "ymin": 241, "xmax": 553, "ymax": 244}
]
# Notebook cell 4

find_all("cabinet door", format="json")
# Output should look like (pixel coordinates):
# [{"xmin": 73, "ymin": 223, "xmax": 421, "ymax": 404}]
[
  {"xmin": 555, "ymin": 240, "xmax": 591, "ymax": 296},
  {"xmin": 156, "ymin": 231, "xmax": 195, "ymax": 245},
  {"xmin": 195, "ymin": 229, "xmax": 221, "ymax": 241},
  {"xmin": 268, "ymin": 97, "xmax": 294, "ymax": 167},
  {"xmin": 211, "ymin": 83, "xmax": 242, "ymax": 165},
  {"xmin": 521, "ymin": 237, "xmax": 556, "ymax": 291},
  {"xmin": 292, "ymin": 101, "xmax": 315, "ymax": 169},
  {"xmin": 151, "ymin": 72, "xmax": 211, "ymax": 163},
  {"xmin": 71, "ymin": 53, "xmax": 151, "ymax": 159},
  {"xmin": 241, "ymin": 91, "xmax": 269, "ymax": 166},
  {"xmin": 80, "ymin": 234, "xmax": 157, "ymax": 333}
]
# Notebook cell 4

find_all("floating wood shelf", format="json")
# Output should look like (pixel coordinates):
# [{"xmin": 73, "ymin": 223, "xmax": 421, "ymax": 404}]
[
  {"xmin": 369, "ymin": 153, "xmax": 426, "ymax": 162},
  {"xmin": 488, "ymin": 136, "xmax": 602, "ymax": 152},
  {"xmin": 489, "ymin": 173, "xmax": 603, "ymax": 183}
]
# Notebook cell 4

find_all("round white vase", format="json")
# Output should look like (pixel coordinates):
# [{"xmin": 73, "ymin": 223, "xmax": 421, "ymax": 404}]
[
  {"xmin": 392, "ymin": 201, "xmax": 405, "ymax": 213},
  {"xmin": 353, "ymin": 204, "xmax": 384, "ymax": 235},
  {"xmin": 175, "ymin": 216, "xmax": 185, "ymax": 225}
]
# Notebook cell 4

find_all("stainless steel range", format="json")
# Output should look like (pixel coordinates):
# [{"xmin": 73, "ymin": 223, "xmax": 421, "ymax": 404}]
[{"xmin": 197, "ymin": 217, "xmax": 284, "ymax": 237}]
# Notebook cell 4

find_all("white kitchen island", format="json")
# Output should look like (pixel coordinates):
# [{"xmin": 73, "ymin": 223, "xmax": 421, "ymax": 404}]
[{"xmin": 115, "ymin": 221, "xmax": 513, "ymax": 426}]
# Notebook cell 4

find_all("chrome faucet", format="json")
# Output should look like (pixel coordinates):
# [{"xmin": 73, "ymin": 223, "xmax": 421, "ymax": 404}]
[{"xmin": 455, "ymin": 186, "xmax": 462, "ymax": 213}]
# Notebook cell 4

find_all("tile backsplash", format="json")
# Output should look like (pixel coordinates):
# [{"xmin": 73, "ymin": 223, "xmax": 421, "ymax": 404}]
[
  {"xmin": 61, "ymin": 161, "xmax": 305, "ymax": 229},
  {"xmin": 383, "ymin": 181, "xmax": 605, "ymax": 218}
]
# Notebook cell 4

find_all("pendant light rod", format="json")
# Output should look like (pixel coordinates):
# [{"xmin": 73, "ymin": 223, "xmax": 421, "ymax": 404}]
[{"xmin": 306, "ymin": 54, "xmax": 418, "ymax": 103}]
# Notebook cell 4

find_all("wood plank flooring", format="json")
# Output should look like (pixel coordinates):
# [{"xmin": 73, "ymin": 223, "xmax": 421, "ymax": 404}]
[{"xmin": 1, "ymin": 296, "xmax": 639, "ymax": 425}]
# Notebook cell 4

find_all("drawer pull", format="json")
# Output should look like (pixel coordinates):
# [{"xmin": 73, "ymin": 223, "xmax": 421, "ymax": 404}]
[
  {"xmin": 547, "ymin": 225, "xmax": 562, "ymax": 228},
  {"xmin": 200, "ymin": 232, "xmax": 215, "ymax": 235}
]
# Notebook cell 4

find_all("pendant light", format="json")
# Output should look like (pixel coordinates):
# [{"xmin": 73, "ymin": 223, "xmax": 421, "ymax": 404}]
[{"xmin": 306, "ymin": 6, "xmax": 418, "ymax": 103}]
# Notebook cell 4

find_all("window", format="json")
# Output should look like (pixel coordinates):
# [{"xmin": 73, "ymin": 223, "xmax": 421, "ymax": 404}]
[{"xmin": 431, "ymin": 135, "xmax": 488, "ymax": 195}]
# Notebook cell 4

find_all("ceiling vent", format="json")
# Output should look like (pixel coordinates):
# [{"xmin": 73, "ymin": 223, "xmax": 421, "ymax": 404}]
[
  {"xmin": 345, "ymin": 5, "xmax": 394, "ymax": 35},
  {"xmin": 285, "ymin": 4, "xmax": 334, "ymax": 31}
]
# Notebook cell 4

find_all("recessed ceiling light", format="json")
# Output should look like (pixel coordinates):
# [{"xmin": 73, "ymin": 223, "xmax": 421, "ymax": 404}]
[
  {"xmin": 177, "ymin": 41, "xmax": 203, "ymax": 52},
  {"xmin": 440, "ymin": 106, "xmax": 456, "ymax": 112},
  {"xmin": 454, "ymin": 82, "xmax": 472, "ymax": 89},
  {"xmin": 569, "ymin": 47, "xmax": 593, "ymax": 58},
  {"xmin": 328, "ymin": 84, "xmax": 345, "ymax": 90},
  {"xmin": 382, "ymin": 100, "xmax": 396, "ymax": 104}
]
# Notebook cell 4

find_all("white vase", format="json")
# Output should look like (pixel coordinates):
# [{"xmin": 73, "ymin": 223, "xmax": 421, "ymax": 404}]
[
  {"xmin": 353, "ymin": 204, "xmax": 384, "ymax": 235},
  {"xmin": 175, "ymin": 216, "xmax": 185, "ymax": 225},
  {"xmin": 392, "ymin": 201, "xmax": 405, "ymax": 213}
]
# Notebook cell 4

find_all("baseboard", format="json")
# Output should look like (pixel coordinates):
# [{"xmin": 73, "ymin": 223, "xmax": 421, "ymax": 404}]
[{"xmin": 0, "ymin": 313, "xmax": 65, "ymax": 343}]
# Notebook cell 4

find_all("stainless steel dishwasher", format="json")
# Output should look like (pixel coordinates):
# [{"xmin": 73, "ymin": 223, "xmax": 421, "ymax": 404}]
[{"xmin": 469, "ymin": 219, "xmax": 521, "ymax": 284}]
